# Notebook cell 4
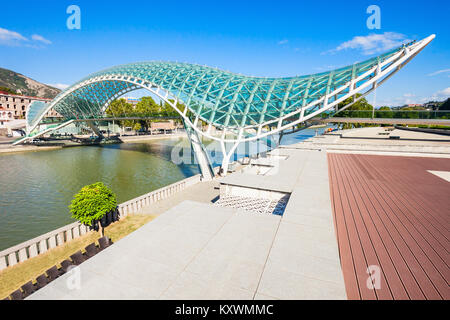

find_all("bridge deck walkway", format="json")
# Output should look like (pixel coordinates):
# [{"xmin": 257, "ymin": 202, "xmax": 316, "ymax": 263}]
[
  {"xmin": 315, "ymin": 117, "xmax": 450, "ymax": 126},
  {"xmin": 328, "ymin": 153, "xmax": 450, "ymax": 300}
]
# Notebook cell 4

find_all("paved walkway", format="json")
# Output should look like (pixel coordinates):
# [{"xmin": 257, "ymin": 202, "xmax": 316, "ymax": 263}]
[
  {"xmin": 136, "ymin": 179, "xmax": 220, "ymax": 215},
  {"xmin": 220, "ymin": 148, "xmax": 310, "ymax": 193},
  {"xmin": 328, "ymin": 153, "xmax": 450, "ymax": 300},
  {"xmin": 256, "ymin": 150, "xmax": 346, "ymax": 299},
  {"xmin": 28, "ymin": 201, "xmax": 281, "ymax": 299},
  {"xmin": 282, "ymin": 127, "xmax": 450, "ymax": 157}
]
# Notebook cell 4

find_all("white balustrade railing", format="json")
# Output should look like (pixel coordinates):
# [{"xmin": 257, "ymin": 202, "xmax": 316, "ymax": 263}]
[{"xmin": 0, "ymin": 173, "xmax": 202, "ymax": 271}]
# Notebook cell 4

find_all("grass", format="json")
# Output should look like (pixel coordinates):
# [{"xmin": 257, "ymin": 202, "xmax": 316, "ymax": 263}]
[{"xmin": 0, "ymin": 213, "xmax": 156, "ymax": 299}]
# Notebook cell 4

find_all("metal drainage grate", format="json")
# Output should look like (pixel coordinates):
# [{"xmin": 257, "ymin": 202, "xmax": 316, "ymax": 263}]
[{"xmin": 214, "ymin": 194, "xmax": 289, "ymax": 216}]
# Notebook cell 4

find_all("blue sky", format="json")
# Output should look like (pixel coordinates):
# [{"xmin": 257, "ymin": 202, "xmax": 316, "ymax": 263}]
[{"xmin": 0, "ymin": 0, "xmax": 449, "ymax": 106}]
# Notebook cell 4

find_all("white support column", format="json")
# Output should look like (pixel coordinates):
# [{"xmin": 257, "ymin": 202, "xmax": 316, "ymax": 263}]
[
  {"xmin": 219, "ymin": 129, "xmax": 243, "ymax": 176},
  {"xmin": 86, "ymin": 121, "xmax": 104, "ymax": 138}
]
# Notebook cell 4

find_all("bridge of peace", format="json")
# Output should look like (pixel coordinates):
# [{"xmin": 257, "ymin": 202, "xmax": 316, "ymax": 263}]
[{"xmin": 16, "ymin": 35, "xmax": 449, "ymax": 300}]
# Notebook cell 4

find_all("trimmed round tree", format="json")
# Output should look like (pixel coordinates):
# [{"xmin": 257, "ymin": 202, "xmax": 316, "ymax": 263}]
[{"xmin": 69, "ymin": 182, "xmax": 117, "ymax": 236}]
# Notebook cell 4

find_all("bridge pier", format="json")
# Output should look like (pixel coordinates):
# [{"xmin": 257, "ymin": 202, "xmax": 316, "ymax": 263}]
[{"xmin": 85, "ymin": 121, "xmax": 104, "ymax": 139}]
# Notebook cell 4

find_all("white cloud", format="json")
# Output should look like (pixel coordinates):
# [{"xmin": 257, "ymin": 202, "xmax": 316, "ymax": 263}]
[
  {"xmin": 432, "ymin": 87, "xmax": 450, "ymax": 100},
  {"xmin": 381, "ymin": 88, "xmax": 450, "ymax": 106},
  {"xmin": 0, "ymin": 27, "xmax": 52, "ymax": 47},
  {"xmin": 31, "ymin": 34, "xmax": 52, "ymax": 45},
  {"xmin": 325, "ymin": 32, "xmax": 410, "ymax": 55},
  {"xmin": 427, "ymin": 69, "xmax": 450, "ymax": 76},
  {"xmin": 278, "ymin": 39, "xmax": 288, "ymax": 45},
  {"xmin": 0, "ymin": 27, "xmax": 28, "ymax": 46},
  {"xmin": 48, "ymin": 83, "xmax": 70, "ymax": 90}
]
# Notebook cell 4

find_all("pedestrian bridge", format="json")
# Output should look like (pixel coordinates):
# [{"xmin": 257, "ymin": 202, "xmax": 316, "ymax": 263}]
[{"xmin": 17, "ymin": 34, "xmax": 436, "ymax": 178}]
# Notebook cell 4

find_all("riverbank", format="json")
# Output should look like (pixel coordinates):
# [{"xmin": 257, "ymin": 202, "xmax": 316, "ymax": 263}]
[
  {"xmin": 0, "ymin": 144, "xmax": 63, "ymax": 154},
  {"xmin": 0, "ymin": 132, "xmax": 187, "ymax": 155},
  {"xmin": 119, "ymin": 132, "xmax": 186, "ymax": 143}
]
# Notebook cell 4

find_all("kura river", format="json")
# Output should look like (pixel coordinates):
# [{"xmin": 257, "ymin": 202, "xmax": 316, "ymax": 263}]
[{"xmin": 0, "ymin": 128, "xmax": 328, "ymax": 250}]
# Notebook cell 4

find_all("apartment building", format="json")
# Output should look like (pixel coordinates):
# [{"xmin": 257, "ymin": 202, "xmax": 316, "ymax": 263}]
[{"xmin": 0, "ymin": 91, "xmax": 62, "ymax": 120}]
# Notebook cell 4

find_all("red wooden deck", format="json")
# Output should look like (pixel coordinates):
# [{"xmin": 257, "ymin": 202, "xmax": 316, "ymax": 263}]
[{"xmin": 327, "ymin": 153, "xmax": 450, "ymax": 300}]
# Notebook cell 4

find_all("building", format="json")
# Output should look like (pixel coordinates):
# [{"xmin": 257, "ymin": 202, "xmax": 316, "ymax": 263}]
[
  {"xmin": 0, "ymin": 91, "xmax": 62, "ymax": 120},
  {"xmin": 150, "ymin": 120, "xmax": 176, "ymax": 133},
  {"xmin": 122, "ymin": 96, "xmax": 141, "ymax": 106},
  {"xmin": 0, "ymin": 108, "xmax": 14, "ymax": 125}
]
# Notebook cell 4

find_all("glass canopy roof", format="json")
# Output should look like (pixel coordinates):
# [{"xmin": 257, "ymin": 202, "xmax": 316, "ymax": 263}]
[{"xmin": 27, "ymin": 39, "xmax": 423, "ymax": 133}]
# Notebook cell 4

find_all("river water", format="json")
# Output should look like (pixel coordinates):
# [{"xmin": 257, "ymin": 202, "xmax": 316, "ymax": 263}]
[{"xmin": 0, "ymin": 128, "xmax": 327, "ymax": 250}]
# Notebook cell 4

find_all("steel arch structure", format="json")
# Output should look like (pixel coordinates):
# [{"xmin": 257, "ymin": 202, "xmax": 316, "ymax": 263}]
[{"xmin": 21, "ymin": 34, "xmax": 435, "ymax": 177}]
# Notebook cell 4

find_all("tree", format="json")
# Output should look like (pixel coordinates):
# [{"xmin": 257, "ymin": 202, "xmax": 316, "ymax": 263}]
[
  {"xmin": 335, "ymin": 94, "xmax": 375, "ymax": 129},
  {"xmin": 439, "ymin": 98, "xmax": 450, "ymax": 111},
  {"xmin": 376, "ymin": 106, "xmax": 393, "ymax": 118},
  {"xmin": 135, "ymin": 96, "xmax": 160, "ymax": 130},
  {"xmin": 105, "ymin": 98, "xmax": 135, "ymax": 129},
  {"xmin": 0, "ymin": 86, "xmax": 17, "ymax": 94},
  {"xmin": 133, "ymin": 122, "xmax": 142, "ymax": 131},
  {"xmin": 398, "ymin": 107, "xmax": 419, "ymax": 119},
  {"xmin": 337, "ymin": 94, "xmax": 373, "ymax": 114},
  {"xmin": 69, "ymin": 182, "xmax": 117, "ymax": 236},
  {"xmin": 104, "ymin": 96, "xmax": 187, "ymax": 132},
  {"xmin": 106, "ymin": 98, "xmax": 131, "ymax": 116},
  {"xmin": 135, "ymin": 96, "xmax": 160, "ymax": 115},
  {"xmin": 162, "ymin": 99, "xmax": 184, "ymax": 117}
]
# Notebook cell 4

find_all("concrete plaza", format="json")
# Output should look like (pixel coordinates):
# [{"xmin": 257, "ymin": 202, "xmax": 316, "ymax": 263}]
[{"xmin": 28, "ymin": 148, "xmax": 346, "ymax": 300}]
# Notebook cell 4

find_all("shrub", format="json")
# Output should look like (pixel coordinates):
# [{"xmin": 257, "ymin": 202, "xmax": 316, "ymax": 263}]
[{"xmin": 69, "ymin": 182, "xmax": 117, "ymax": 236}]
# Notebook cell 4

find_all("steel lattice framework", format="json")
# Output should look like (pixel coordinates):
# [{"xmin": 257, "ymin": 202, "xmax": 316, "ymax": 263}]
[{"xmin": 21, "ymin": 34, "xmax": 435, "ymax": 176}]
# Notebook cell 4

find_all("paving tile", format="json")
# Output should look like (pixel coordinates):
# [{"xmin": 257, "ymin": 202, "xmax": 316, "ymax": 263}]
[
  {"xmin": 107, "ymin": 255, "xmax": 179, "ymax": 298},
  {"xmin": 170, "ymin": 204, "xmax": 234, "ymax": 235},
  {"xmin": 274, "ymin": 221, "xmax": 340, "ymax": 262},
  {"xmin": 266, "ymin": 250, "xmax": 344, "ymax": 285},
  {"xmin": 257, "ymin": 262, "xmax": 347, "ymax": 300},
  {"xmin": 161, "ymin": 271, "xmax": 254, "ymax": 300},
  {"xmin": 185, "ymin": 249, "xmax": 266, "ymax": 292},
  {"xmin": 253, "ymin": 293, "xmax": 279, "ymax": 300}
]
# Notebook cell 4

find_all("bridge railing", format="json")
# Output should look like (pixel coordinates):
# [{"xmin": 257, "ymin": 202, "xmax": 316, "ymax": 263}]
[{"xmin": 322, "ymin": 110, "xmax": 450, "ymax": 120}]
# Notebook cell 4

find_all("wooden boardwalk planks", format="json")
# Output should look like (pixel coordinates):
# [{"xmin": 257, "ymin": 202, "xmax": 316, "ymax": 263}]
[{"xmin": 328, "ymin": 153, "xmax": 450, "ymax": 300}]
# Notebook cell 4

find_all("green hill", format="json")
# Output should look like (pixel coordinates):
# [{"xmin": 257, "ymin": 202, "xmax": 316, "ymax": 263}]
[
  {"xmin": 439, "ymin": 98, "xmax": 450, "ymax": 111},
  {"xmin": 0, "ymin": 67, "xmax": 60, "ymax": 99}
]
